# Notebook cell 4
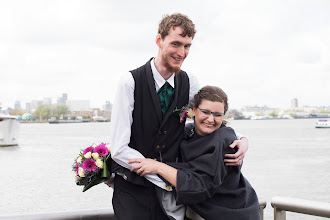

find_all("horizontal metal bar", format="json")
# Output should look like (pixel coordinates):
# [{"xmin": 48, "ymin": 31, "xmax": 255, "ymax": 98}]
[
  {"xmin": 271, "ymin": 196, "xmax": 330, "ymax": 218},
  {"xmin": 0, "ymin": 200, "xmax": 267, "ymax": 220},
  {"xmin": 0, "ymin": 209, "xmax": 115, "ymax": 220}
]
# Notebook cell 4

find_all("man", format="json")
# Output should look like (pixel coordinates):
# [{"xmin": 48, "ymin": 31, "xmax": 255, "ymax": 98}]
[{"xmin": 109, "ymin": 13, "xmax": 248, "ymax": 220}]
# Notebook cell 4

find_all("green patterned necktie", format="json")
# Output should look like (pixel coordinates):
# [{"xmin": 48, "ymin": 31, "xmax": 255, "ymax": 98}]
[{"xmin": 157, "ymin": 81, "xmax": 175, "ymax": 117}]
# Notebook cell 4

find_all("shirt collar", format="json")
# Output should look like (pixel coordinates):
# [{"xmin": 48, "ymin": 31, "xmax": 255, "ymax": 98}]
[{"xmin": 151, "ymin": 58, "xmax": 175, "ymax": 91}]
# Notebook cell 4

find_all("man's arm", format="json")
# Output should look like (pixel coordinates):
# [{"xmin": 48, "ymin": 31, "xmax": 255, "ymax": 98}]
[
  {"xmin": 187, "ymin": 72, "xmax": 200, "ymax": 105},
  {"xmin": 110, "ymin": 72, "xmax": 170, "ymax": 190}
]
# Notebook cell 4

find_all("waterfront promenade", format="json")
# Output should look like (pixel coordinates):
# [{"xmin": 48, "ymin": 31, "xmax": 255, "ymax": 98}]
[{"xmin": 0, "ymin": 119, "xmax": 329, "ymax": 220}]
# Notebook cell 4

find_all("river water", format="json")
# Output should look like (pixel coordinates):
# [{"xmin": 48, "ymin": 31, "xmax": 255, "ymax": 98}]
[{"xmin": 0, "ymin": 119, "xmax": 329, "ymax": 220}]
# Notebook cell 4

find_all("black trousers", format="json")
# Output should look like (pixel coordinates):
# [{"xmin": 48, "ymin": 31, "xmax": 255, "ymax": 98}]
[{"xmin": 112, "ymin": 175, "xmax": 171, "ymax": 220}]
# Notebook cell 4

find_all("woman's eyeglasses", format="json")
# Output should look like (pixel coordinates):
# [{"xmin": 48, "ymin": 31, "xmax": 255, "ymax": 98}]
[{"xmin": 198, "ymin": 107, "xmax": 224, "ymax": 120}]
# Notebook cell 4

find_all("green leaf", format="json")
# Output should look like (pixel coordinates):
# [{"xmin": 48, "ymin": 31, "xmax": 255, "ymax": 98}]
[{"xmin": 82, "ymin": 153, "xmax": 112, "ymax": 192}]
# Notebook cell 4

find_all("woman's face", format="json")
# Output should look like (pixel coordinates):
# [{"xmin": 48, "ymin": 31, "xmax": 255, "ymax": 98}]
[{"xmin": 193, "ymin": 99, "xmax": 225, "ymax": 136}]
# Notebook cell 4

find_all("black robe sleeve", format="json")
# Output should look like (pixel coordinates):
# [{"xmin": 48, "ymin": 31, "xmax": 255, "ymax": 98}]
[{"xmin": 174, "ymin": 126, "xmax": 238, "ymax": 205}]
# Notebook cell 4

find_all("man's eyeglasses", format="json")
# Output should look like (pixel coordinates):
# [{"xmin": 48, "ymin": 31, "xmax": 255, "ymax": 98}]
[{"xmin": 198, "ymin": 107, "xmax": 224, "ymax": 120}]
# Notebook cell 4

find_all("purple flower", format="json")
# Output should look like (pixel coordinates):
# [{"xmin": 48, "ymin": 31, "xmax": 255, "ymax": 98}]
[
  {"xmin": 180, "ymin": 109, "xmax": 188, "ymax": 123},
  {"xmin": 82, "ymin": 159, "xmax": 97, "ymax": 172},
  {"xmin": 76, "ymin": 164, "xmax": 80, "ymax": 175},
  {"xmin": 83, "ymin": 146, "xmax": 93, "ymax": 154},
  {"xmin": 94, "ymin": 144, "xmax": 109, "ymax": 157}
]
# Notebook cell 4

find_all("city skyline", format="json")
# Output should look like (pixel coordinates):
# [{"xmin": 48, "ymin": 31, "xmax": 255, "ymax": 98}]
[
  {"xmin": 1, "ymin": 95, "xmax": 329, "ymax": 112},
  {"xmin": 1, "ymin": 1, "xmax": 330, "ymax": 110}
]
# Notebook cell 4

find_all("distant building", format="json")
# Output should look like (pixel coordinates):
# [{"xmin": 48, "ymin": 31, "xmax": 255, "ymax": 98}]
[
  {"xmin": 43, "ymin": 97, "xmax": 52, "ymax": 105},
  {"xmin": 7, "ymin": 107, "xmax": 12, "ymax": 114},
  {"xmin": 62, "ymin": 93, "xmax": 68, "ymax": 104},
  {"xmin": 291, "ymin": 98, "xmax": 298, "ymax": 109},
  {"xmin": 31, "ymin": 100, "xmax": 43, "ymax": 110},
  {"xmin": 26, "ymin": 103, "xmax": 31, "ymax": 112},
  {"xmin": 14, "ymin": 101, "xmax": 21, "ymax": 110},
  {"xmin": 57, "ymin": 93, "xmax": 68, "ymax": 104},
  {"xmin": 103, "ymin": 101, "xmax": 112, "ymax": 111},
  {"xmin": 66, "ymin": 100, "xmax": 90, "ymax": 111},
  {"xmin": 243, "ymin": 105, "xmax": 270, "ymax": 112},
  {"xmin": 57, "ymin": 97, "xmax": 63, "ymax": 104}
]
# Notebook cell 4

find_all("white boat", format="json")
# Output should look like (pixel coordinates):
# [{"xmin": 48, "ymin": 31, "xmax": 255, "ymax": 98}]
[
  {"xmin": 315, "ymin": 119, "xmax": 330, "ymax": 128},
  {"xmin": 0, "ymin": 114, "xmax": 20, "ymax": 146}
]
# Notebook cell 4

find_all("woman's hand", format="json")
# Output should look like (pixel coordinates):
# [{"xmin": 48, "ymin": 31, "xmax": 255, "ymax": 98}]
[
  {"xmin": 224, "ymin": 137, "xmax": 248, "ymax": 166},
  {"xmin": 129, "ymin": 158, "xmax": 162, "ymax": 176}
]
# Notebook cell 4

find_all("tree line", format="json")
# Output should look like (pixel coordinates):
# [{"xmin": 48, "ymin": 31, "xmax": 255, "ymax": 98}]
[
  {"xmin": 9, "ymin": 104, "xmax": 69, "ymax": 120},
  {"xmin": 33, "ymin": 104, "xmax": 69, "ymax": 120}
]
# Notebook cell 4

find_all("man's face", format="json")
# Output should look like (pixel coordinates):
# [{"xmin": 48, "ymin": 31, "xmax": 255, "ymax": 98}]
[{"xmin": 158, "ymin": 27, "xmax": 193, "ymax": 74}]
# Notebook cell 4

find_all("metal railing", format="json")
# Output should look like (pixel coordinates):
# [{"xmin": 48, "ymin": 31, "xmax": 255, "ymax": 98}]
[
  {"xmin": 271, "ymin": 196, "xmax": 330, "ymax": 220},
  {"xmin": 0, "ymin": 209, "xmax": 115, "ymax": 220},
  {"xmin": 1, "ymin": 197, "xmax": 329, "ymax": 220},
  {"xmin": 0, "ymin": 199, "xmax": 267, "ymax": 220}
]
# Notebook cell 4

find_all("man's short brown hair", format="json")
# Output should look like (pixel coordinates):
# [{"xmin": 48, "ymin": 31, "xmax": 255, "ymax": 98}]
[{"xmin": 158, "ymin": 13, "xmax": 196, "ymax": 39}]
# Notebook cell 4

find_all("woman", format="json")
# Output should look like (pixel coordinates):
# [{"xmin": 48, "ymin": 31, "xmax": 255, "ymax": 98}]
[{"xmin": 129, "ymin": 86, "xmax": 260, "ymax": 220}]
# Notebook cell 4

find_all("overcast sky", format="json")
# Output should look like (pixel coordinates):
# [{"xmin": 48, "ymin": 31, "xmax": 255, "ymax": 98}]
[{"xmin": 1, "ymin": 0, "xmax": 329, "ymax": 110}]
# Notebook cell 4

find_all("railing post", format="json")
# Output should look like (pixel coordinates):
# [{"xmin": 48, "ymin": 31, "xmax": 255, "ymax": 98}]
[
  {"xmin": 258, "ymin": 198, "xmax": 267, "ymax": 220},
  {"xmin": 273, "ymin": 207, "xmax": 286, "ymax": 220}
]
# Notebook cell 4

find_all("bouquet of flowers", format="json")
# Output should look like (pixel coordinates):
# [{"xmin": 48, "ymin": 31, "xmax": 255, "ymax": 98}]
[
  {"xmin": 73, "ymin": 143, "xmax": 111, "ymax": 192},
  {"xmin": 173, "ymin": 105, "xmax": 194, "ymax": 123}
]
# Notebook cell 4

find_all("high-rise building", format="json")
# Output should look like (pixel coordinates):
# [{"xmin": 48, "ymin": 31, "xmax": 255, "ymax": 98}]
[
  {"xmin": 14, "ymin": 101, "xmax": 21, "ymax": 110},
  {"xmin": 62, "ymin": 93, "xmax": 68, "ymax": 104},
  {"xmin": 291, "ymin": 98, "xmax": 298, "ymax": 109},
  {"xmin": 104, "ymin": 101, "xmax": 112, "ymax": 111},
  {"xmin": 26, "ymin": 103, "xmax": 31, "ymax": 112},
  {"xmin": 57, "ymin": 93, "xmax": 68, "ymax": 104}
]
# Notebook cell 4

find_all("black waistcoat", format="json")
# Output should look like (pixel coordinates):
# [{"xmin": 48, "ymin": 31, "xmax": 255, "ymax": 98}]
[{"xmin": 112, "ymin": 58, "xmax": 190, "ymax": 187}]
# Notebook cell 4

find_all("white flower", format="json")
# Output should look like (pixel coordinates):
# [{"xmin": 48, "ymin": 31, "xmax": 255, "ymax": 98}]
[
  {"xmin": 78, "ymin": 167, "xmax": 85, "ymax": 177},
  {"xmin": 84, "ymin": 152, "xmax": 92, "ymax": 158},
  {"xmin": 187, "ymin": 109, "xmax": 194, "ymax": 118},
  {"xmin": 76, "ymin": 156, "xmax": 82, "ymax": 164},
  {"xmin": 92, "ymin": 152, "xmax": 99, "ymax": 160},
  {"xmin": 92, "ymin": 143, "xmax": 98, "ymax": 148},
  {"xmin": 106, "ymin": 143, "xmax": 111, "ymax": 151},
  {"xmin": 96, "ymin": 159, "xmax": 104, "ymax": 169}
]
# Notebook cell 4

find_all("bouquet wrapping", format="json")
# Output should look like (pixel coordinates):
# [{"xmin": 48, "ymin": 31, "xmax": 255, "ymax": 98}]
[{"xmin": 73, "ymin": 143, "xmax": 111, "ymax": 192}]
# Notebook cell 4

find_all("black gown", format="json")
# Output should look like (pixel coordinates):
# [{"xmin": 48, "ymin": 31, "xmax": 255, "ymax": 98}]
[{"xmin": 171, "ymin": 123, "xmax": 260, "ymax": 220}]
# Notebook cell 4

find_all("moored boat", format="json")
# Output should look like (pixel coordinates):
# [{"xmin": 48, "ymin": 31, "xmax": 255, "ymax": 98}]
[
  {"xmin": 0, "ymin": 114, "xmax": 20, "ymax": 146},
  {"xmin": 315, "ymin": 119, "xmax": 330, "ymax": 128},
  {"xmin": 48, "ymin": 119, "xmax": 86, "ymax": 124}
]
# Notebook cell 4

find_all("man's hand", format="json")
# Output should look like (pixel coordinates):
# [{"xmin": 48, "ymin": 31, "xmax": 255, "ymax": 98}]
[
  {"xmin": 129, "ymin": 158, "xmax": 161, "ymax": 176},
  {"xmin": 224, "ymin": 137, "xmax": 248, "ymax": 166}
]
